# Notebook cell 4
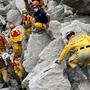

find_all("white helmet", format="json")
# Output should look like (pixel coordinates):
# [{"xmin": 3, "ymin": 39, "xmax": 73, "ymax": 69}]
[
  {"xmin": 65, "ymin": 31, "xmax": 75, "ymax": 40},
  {"xmin": 2, "ymin": 52, "xmax": 10, "ymax": 61}
]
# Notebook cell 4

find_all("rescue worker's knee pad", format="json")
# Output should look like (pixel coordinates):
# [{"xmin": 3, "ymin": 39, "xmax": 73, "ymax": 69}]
[
  {"xmin": 68, "ymin": 54, "xmax": 77, "ymax": 69},
  {"xmin": 13, "ymin": 43, "xmax": 22, "ymax": 56},
  {"xmin": 1, "ymin": 67, "xmax": 10, "ymax": 82},
  {"xmin": 25, "ymin": 28, "xmax": 32, "ymax": 40}
]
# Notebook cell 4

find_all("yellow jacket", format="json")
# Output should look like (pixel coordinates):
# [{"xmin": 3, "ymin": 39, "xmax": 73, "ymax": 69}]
[
  {"xmin": 22, "ymin": 15, "xmax": 35, "ymax": 28},
  {"xmin": 58, "ymin": 34, "xmax": 90, "ymax": 64}
]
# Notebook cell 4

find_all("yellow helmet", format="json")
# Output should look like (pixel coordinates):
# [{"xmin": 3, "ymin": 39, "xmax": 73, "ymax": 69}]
[{"xmin": 22, "ymin": 9, "xmax": 27, "ymax": 14}]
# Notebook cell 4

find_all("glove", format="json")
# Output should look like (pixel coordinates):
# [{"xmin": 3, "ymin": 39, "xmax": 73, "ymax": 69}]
[
  {"xmin": 55, "ymin": 60, "xmax": 58, "ymax": 63},
  {"xmin": 54, "ymin": 59, "xmax": 62, "ymax": 64}
]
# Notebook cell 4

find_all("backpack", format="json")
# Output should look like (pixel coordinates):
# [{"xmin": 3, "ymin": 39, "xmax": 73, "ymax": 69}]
[{"xmin": 35, "ymin": 8, "xmax": 49, "ymax": 23}]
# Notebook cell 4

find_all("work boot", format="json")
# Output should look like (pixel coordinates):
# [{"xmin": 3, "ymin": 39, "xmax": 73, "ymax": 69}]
[
  {"xmin": 18, "ymin": 85, "xmax": 27, "ymax": 90},
  {"xmin": 86, "ymin": 66, "xmax": 90, "ymax": 82},
  {"xmin": 70, "ymin": 81, "xmax": 80, "ymax": 90},
  {"xmin": 0, "ymin": 77, "xmax": 4, "ymax": 83},
  {"xmin": 2, "ymin": 81, "xmax": 11, "ymax": 88},
  {"xmin": 75, "ymin": 66, "xmax": 87, "ymax": 81}
]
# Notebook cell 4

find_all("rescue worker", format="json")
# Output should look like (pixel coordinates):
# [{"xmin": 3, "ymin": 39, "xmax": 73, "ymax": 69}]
[
  {"xmin": 31, "ymin": 1, "xmax": 54, "ymax": 39},
  {"xmin": 0, "ymin": 30, "xmax": 10, "ymax": 53},
  {"xmin": 0, "ymin": 53, "xmax": 11, "ymax": 88},
  {"xmin": 10, "ymin": 29, "xmax": 27, "ymax": 84},
  {"xmin": 55, "ymin": 31, "xmax": 90, "ymax": 90},
  {"xmin": 32, "ymin": 0, "xmax": 49, "ymax": 28},
  {"xmin": 10, "ymin": 29, "xmax": 23, "ymax": 57},
  {"xmin": 2, "ymin": 52, "xmax": 27, "ymax": 89},
  {"xmin": 21, "ymin": 9, "xmax": 32, "ymax": 42},
  {"xmin": 0, "ymin": 32, "xmax": 11, "ymax": 88}
]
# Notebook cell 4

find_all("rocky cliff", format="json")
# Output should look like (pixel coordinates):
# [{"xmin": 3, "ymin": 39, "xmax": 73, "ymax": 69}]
[{"xmin": 0, "ymin": 0, "xmax": 90, "ymax": 90}]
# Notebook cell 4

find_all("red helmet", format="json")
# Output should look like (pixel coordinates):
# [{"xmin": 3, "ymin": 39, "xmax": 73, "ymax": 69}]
[
  {"xmin": 32, "ymin": 1, "xmax": 39, "ymax": 7},
  {"xmin": 9, "ymin": 24, "xmax": 15, "ymax": 30},
  {"xmin": 10, "ymin": 29, "xmax": 20, "ymax": 37}
]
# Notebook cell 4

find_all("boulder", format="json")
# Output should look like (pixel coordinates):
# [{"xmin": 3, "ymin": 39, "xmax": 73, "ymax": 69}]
[
  {"xmin": 22, "ymin": 37, "xmax": 71, "ymax": 90},
  {"xmin": 61, "ymin": 20, "xmax": 90, "ymax": 34},
  {"xmin": 62, "ymin": 0, "xmax": 84, "ymax": 9},
  {"xmin": 63, "ymin": 5, "xmax": 73, "ymax": 17},
  {"xmin": 79, "ymin": 81, "xmax": 90, "ymax": 90},
  {"xmin": 54, "ymin": 0, "xmax": 61, "ymax": 4},
  {"xmin": 0, "ymin": 0, "xmax": 16, "ymax": 17},
  {"xmin": 15, "ymin": 0, "xmax": 26, "ymax": 14},
  {"xmin": 48, "ymin": 20, "xmax": 62, "ymax": 38},
  {"xmin": 23, "ymin": 32, "xmax": 52, "ymax": 72},
  {"xmin": 48, "ymin": 5, "xmax": 64, "ymax": 22},
  {"xmin": 60, "ymin": 20, "xmax": 90, "ymax": 44},
  {"xmin": 7, "ymin": 9, "xmax": 22, "ymax": 25},
  {"xmin": 0, "ymin": 0, "xmax": 9, "ymax": 6},
  {"xmin": 75, "ymin": 15, "xmax": 90, "ymax": 23},
  {"xmin": 28, "ymin": 64, "xmax": 70, "ymax": 90},
  {"xmin": 62, "ymin": 0, "xmax": 90, "ymax": 14},
  {"xmin": 22, "ymin": 20, "xmax": 90, "ymax": 90},
  {"xmin": 47, "ymin": 0, "xmax": 58, "ymax": 10}
]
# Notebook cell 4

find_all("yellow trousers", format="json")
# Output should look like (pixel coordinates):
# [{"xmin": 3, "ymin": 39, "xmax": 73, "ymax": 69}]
[
  {"xmin": 13, "ymin": 60, "xmax": 26, "ymax": 81},
  {"xmin": 13, "ymin": 42, "xmax": 23, "ymax": 57},
  {"xmin": 24, "ymin": 28, "xmax": 32, "ymax": 40},
  {"xmin": 0, "ymin": 67, "xmax": 10, "ymax": 82},
  {"xmin": 68, "ymin": 48, "xmax": 90, "ymax": 69}
]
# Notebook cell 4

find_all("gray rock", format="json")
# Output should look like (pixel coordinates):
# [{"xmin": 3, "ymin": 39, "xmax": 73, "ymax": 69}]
[
  {"xmin": 60, "ymin": 20, "xmax": 90, "ymax": 43},
  {"xmin": 9, "ymin": 0, "xmax": 16, "ymax": 10},
  {"xmin": 75, "ymin": 15, "xmax": 90, "ymax": 23},
  {"xmin": 61, "ymin": 20, "xmax": 90, "ymax": 34},
  {"xmin": 61, "ymin": 20, "xmax": 86, "ymax": 35},
  {"xmin": 0, "ymin": 0, "xmax": 9, "ymax": 6},
  {"xmin": 0, "ymin": 88, "xmax": 11, "ymax": 90},
  {"xmin": 15, "ymin": 0, "xmax": 26, "ymax": 14},
  {"xmin": 28, "ymin": 65, "xmax": 70, "ymax": 90},
  {"xmin": 62, "ymin": 0, "xmax": 84, "ymax": 9},
  {"xmin": 22, "ymin": 37, "xmax": 71, "ymax": 90},
  {"xmin": 0, "ymin": 0, "xmax": 16, "ymax": 16},
  {"xmin": 63, "ymin": 5, "xmax": 73, "ymax": 17},
  {"xmin": 7, "ymin": 9, "xmax": 22, "ymax": 25},
  {"xmin": 48, "ymin": 5, "xmax": 64, "ymax": 22},
  {"xmin": 62, "ymin": 0, "xmax": 90, "ymax": 14},
  {"xmin": 79, "ymin": 81, "xmax": 90, "ymax": 90},
  {"xmin": 48, "ymin": 20, "xmax": 62, "ymax": 38},
  {"xmin": 54, "ymin": 0, "xmax": 61, "ymax": 4},
  {"xmin": 23, "ymin": 32, "xmax": 52, "ymax": 72},
  {"xmin": 47, "ymin": 0, "xmax": 58, "ymax": 10}
]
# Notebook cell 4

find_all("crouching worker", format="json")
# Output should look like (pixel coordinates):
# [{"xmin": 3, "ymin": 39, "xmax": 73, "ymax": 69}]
[
  {"xmin": 0, "ymin": 53, "xmax": 11, "ymax": 88},
  {"xmin": 2, "ymin": 52, "xmax": 27, "ymax": 89},
  {"xmin": 55, "ymin": 31, "xmax": 90, "ymax": 90},
  {"xmin": 0, "ymin": 31, "xmax": 11, "ymax": 88}
]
